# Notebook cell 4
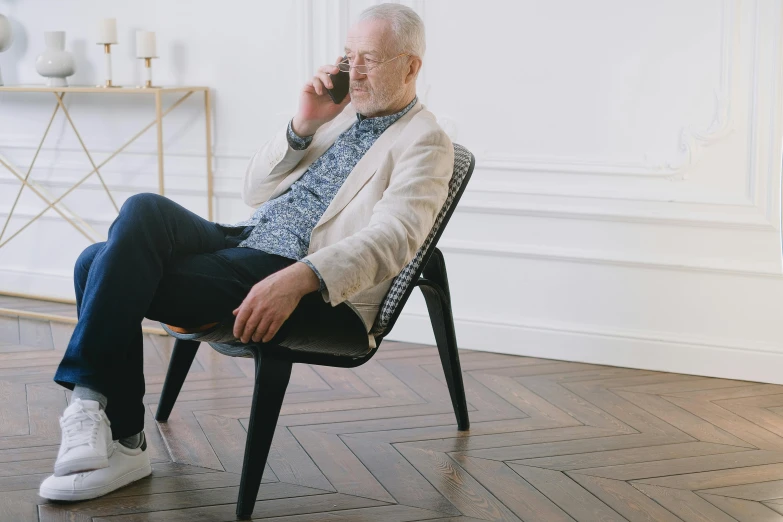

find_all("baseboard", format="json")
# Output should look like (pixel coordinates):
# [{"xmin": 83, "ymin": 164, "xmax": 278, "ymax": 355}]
[{"xmin": 386, "ymin": 312, "xmax": 783, "ymax": 385}]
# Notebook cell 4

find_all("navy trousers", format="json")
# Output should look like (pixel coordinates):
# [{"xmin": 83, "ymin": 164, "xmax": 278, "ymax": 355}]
[{"xmin": 54, "ymin": 193, "xmax": 294, "ymax": 439}]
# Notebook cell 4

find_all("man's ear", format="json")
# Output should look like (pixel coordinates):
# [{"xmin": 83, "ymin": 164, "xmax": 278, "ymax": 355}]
[{"xmin": 405, "ymin": 56, "xmax": 423, "ymax": 85}]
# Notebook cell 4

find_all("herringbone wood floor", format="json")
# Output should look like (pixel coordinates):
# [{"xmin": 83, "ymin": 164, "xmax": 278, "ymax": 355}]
[{"xmin": 3, "ymin": 303, "xmax": 783, "ymax": 520}]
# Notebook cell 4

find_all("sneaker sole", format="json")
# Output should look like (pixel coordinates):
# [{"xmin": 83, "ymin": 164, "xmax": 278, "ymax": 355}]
[
  {"xmin": 54, "ymin": 455, "xmax": 110, "ymax": 477},
  {"xmin": 39, "ymin": 463, "xmax": 152, "ymax": 501}
]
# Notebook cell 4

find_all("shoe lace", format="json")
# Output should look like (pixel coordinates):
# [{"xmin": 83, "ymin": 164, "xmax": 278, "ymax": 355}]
[{"xmin": 59, "ymin": 402, "xmax": 108, "ymax": 451}]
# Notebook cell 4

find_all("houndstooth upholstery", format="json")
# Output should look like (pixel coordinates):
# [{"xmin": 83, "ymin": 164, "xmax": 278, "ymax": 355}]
[{"xmin": 370, "ymin": 143, "xmax": 474, "ymax": 337}]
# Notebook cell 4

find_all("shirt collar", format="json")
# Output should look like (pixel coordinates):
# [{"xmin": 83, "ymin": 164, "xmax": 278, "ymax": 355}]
[{"xmin": 355, "ymin": 97, "xmax": 418, "ymax": 133}]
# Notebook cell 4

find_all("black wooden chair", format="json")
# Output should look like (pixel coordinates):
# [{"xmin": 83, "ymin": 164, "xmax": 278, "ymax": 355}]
[{"xmin": 154, "ymin": 144, "xmax": 475, "ymax": 518}]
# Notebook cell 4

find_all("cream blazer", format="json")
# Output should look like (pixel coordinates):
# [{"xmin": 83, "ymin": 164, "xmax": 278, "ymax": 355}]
[{"xmin": 240, "ymin": 100, "xmax": 454, "ymax": 334}]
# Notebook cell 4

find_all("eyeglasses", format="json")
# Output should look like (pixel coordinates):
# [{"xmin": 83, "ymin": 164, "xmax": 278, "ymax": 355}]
[{"xmin": 338, "ymin": 53, "xmax": 410, "ymax": 75}]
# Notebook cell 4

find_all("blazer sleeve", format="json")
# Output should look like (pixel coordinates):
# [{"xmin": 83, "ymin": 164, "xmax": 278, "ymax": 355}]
[
  {"xmin": 303, "ymin": 128, "xmax": 454, "ymax": 305},
  {"xmin": 241, "ymin": 125, "xmax": 309, "ymax": 207}
]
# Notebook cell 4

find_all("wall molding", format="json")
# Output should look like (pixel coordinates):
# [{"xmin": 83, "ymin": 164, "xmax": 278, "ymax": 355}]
[
  {"xmin": 665, "ymin": 0, "xmax": 737, "ymax": 179},
  {"xmin": 442, "ymin": 0, "xmax": 740, "ymax": 182},
  {"xmin": 750, "ymin": 0, "xmax": 783, "ymax": 222},
  {"xmin": 464, "ymin": 178, "xmax": 760, "ymax": 211},
  {"xmin": 0, "ymin": 208, "xmax": 114, "ymax": 228},
  {"xmin": 0, "ymin": 136, "xmax": 257, "ymax": 162},
  {"xmin": 437, "ymin": 238, "xmax": 783, "ymax": 279},
  {"xmin": 454, "ymin": 196, "xmax": 775, "ymax": 231},
  {"xmin": 0, "ymin": 176, "xmax": 243, "ymax": 201},
  {"xmin": 474, "ymin": 155, "xmax": 699, "ymax": 178},
  {"xmin": 387, "ymin": 311, "xmax": 783, "ymax": 385},
  {"xmin": 467, "ymin": 0, "xmax": 782, "ymax": 225}
]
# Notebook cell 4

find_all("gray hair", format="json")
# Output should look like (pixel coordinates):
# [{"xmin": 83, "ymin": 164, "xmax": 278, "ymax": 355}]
[{"xmin": 358, "ymin": 3, "xmax": 426, "ymax": 58}]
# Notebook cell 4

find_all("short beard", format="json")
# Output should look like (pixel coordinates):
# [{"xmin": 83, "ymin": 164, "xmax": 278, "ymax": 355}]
[{"xmin": 350, "ymin": 66, "xmax": 406, "ymax": 116}]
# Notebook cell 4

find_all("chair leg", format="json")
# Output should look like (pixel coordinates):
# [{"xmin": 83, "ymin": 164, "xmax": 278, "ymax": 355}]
[
  {"xmin": 155, "ymin": 339, "xmax": 200, "ymax": 422},
  {"xmin": 236, "ymin": 352, "xmax": 293, "ymax": 519},
  {"xmin": 420, "ymin": 249, "xmax": 470, "ymax": 431}
]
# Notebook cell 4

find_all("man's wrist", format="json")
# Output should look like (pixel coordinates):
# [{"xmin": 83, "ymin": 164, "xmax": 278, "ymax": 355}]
[
  {"xmin": 300, "ymin": 259, "xmax": 326, "ymax": 293},
  {"xmin": 283, "ymin": 262, "xmax": 321, "ymax": 297},
  {"xmin": 291, "ymin": 115, "xmax": 320, "ymax": 138},
  {"xmin": 287, "ymin": 119, "xmax": 313, "ymax": 150}
]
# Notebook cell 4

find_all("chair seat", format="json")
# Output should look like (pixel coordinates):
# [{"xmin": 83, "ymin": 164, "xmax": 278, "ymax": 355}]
[{"xmin": 160, "ymin": 293, "xmax": 374, "ymax": 365}]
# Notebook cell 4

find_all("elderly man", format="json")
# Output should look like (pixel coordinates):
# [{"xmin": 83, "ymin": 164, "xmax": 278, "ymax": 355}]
[{"xmin": 39, "ymin": 3, "xmax": 452, "ymax": 501}]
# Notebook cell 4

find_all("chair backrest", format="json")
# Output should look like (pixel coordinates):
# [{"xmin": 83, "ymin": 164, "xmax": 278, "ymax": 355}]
[{"xmin": 370, "ymin": 143, "xmax": 475, "ymax": 338}]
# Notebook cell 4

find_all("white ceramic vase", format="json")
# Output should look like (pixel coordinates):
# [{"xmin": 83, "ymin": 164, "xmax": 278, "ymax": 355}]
[
  {"xmin": 0, "ymin": 14, "xmax": 13, "ymax": 86},
  {"xmin": 35, "ymin": 31, "xmax": 75, "ymax": 87}
]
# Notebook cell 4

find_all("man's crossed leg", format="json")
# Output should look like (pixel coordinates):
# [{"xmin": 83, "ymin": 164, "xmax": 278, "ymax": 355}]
[{"xmin": 39, "ymin": 193, "xmax": 294, "ymax": 501}]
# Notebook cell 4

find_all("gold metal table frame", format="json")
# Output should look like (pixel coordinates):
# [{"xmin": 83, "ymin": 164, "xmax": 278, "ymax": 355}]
[{"xmin": 0, "ymin": 86, "xmax": 213, "ymax": 329}]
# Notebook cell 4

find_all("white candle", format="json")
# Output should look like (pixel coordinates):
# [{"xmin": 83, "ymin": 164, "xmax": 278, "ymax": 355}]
[
  {"xmin": 98, "ymin": 18, "xmax": 117, "ymax": 44},
  {"xmin": 136, "ymin": 31, "xmax": 156, "ymax": 57}
]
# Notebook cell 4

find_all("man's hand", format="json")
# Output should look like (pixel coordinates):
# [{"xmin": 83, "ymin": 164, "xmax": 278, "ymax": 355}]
[
  {"xmin": 291, "ymin": 56, "xmax": 352, "ymax": 137},
  {"xmin": 232, "ymin": 262, "xmax": 321, "ymax": 344}
]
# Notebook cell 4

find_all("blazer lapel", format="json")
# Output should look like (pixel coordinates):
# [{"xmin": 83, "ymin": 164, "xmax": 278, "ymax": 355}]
[{"xmin": 315, "ymin": 101, "xmax": 423, "ymax": 229}]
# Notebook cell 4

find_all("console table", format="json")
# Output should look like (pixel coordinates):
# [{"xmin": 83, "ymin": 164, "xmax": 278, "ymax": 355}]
[{"xmin": 0, "ymin": 85, "xmax": 213, "ymax": 325}]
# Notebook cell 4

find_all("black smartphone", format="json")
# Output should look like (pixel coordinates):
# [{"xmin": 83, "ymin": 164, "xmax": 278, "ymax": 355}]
[{"xmin": 326, "ymin": 57, "xmax": 350, "ymax": 104}]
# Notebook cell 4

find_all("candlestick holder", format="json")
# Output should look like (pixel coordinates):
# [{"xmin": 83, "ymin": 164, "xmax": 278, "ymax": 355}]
[
  {"xmin": 97, "ymin": 42, "xmax": 120, "ymax": 88},
  {"xmin": 138, "ymin": 56, "xmax": 159, "ymax": 88}
]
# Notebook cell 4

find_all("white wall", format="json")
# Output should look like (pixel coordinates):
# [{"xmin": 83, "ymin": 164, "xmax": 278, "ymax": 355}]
[{"xmin": 1, "ymin": 0, "xmax": 783, "ymax": 384}]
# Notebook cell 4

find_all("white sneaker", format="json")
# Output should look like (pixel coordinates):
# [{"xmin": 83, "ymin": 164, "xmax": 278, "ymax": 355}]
[
  {"xmin": 39, "ymin": 439, "xmax": 151, "ymax": 501},
  {"xmin": 53, "ymin": 399, "xmax": 112, "ymax": 477}
]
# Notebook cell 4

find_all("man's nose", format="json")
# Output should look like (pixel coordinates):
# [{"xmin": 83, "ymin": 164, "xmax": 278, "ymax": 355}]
[{"xmin": 349, "ymin": 66, "xmax": 366, "ymax": 81}]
